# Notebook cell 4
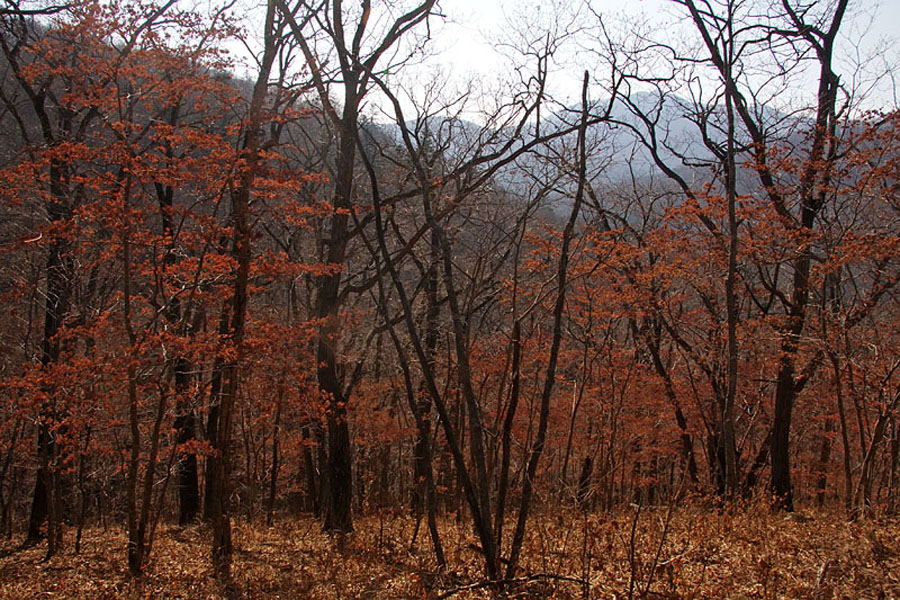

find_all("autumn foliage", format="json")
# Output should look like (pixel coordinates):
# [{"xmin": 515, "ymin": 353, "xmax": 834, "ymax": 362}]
[{"xmin": 0, "ymin": 0, "xmax": 899, "ymax": 596}]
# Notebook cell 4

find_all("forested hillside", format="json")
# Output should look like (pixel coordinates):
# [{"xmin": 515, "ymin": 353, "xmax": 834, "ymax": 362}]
[{"xmin": 0, "ymin": 0, "xmax": 898, "ymax": 597}]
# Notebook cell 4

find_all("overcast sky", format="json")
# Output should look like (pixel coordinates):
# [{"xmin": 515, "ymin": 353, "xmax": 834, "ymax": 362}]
[
  {"xmin": 226, "ymin": 0, "xmax": 899, "ymax": 117},
  {"xmin": 421, "ymin": 0, "xmax": 900, "ymax": 112}
]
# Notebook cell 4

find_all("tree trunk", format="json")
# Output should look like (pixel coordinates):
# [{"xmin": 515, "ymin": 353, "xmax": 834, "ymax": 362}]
[
  {"xmin": 267, "ymin": 388, "xmax": 283, "ymax": 526},
  {"xmin": 771, "ymin": 359, "xmax": 798, "ymax": 511},
  {"xmin": 506, "ymin": 71, "xmax": 590, "ymax": 579},
  {"xmin": 317, "ymin": 99, "xmax": 357, "ymax": 534},
  {"xmin": 815, "ymin": 417, "xmax": 835, "ymax": 507},
  {"xmin": 175, "ymin": 404, "xmax": 200, "ymax": 525},
  {"xmin": 154, "ymin": 100, "xmax": 201, "ymax": 527},
  {"xmin": 203, "ymin": 307, "xmax": 230, "ymax": 521},
  {"xmin": 721, "ymin": 3, "xmax": 740, "ymax": 498},
  {"xmin": 888, "ymin": 418, "xmax": 899, "ymax": 515},
  {"xmin": 28, "ymin": 176, "xmax": 72, "ymax": 543},
  {"xmin": 211, "ymin": 0, "xmax": 276, "ymax": 577}
]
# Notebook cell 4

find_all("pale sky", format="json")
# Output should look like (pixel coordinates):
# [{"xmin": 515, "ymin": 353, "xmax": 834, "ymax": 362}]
[
  {"xmin": 422, "ymin": 0, "xmax": 900, "ymax": 112},
  {"xmin": 227, "ymin": 0, "xmax": 900, "ymax": 116}
]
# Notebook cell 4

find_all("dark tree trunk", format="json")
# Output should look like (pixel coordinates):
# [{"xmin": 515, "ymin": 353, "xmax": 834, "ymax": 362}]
[
  {"xmin": 741, "ymin": 429, "xmax": 771, "ymax": 497},
  {"xmin": 210, "ymin": 0, "xmax": 277, "ymax": 577},
  {"xmin": 816, "ymin": 417, "xmax": 834, "ymax": 507},
  {"xmin": 681, "ymin": 0, "xmax": 847, "ymax": 513},
  {"xmin": 175, "ymin": 407, "xmax": 200, "ymax": 525},
  {"xmin": 266, "ymin": 388, "xmax": 283, "ymax": 526},
  {"xmin": 28, "ymin": 179, "xmax": 72, "ymax": 543},
  {"xmin": 412, "ymin": 226, "xmax": 445, "ymax": 565},
  {"xmin": 280, "ymin": 0, "xmax": 440, "ymax": 535},
  {"xmin": 494, "ymin": 320, "xmax": 521, "ymax": 562},
  {"xmin": 203, "ymin": 351, "xmax": 224, "ymax": 521},
  {"xmin": 203, "ymin": 306, "xmax": 231, "ymax": 521},
  {"xmin": 301, "ymin": 421, "xmax": 320, "ymax": 515},
  {"xmin": 74, "ymin": 428, "xmax": 91, "ymax": 554},
  {"xmin": 506, "ymin": 72, "xmax": 590, "ymax": 579},
  {"xmin": 154, "ymin": 99, "xmax": 201, "ymax": 527},
  {"xmin": 317, "ymin": 82, "xmax": 358, "ymax": 535},
  {"xmin": 889, "ymin": 419, "xmax": 899, "ymax": 515},
  {"xmin": 27, "ymin": 434, "xmax": 50, "ymax": 541},
  {"xmin": 172, "ymin": 349, "xmax": 199, "ymax": 524},
  {"xmin": 635, "ymin": 319, "xmax": 701, "ymax": 490},
  {"xmin": 323, "ymin": 410, "xmax": 353, "ymax": 532},
  {"xmin": 772, "ymin": 337, "xmax": 801, "ymax": 511},
  {"xmin": 707, "ymin": 432, "xmax": 726, "ymax": 497},
  {"xmin": 576, "ymin": 456, "xmax": 594, "ymax": 511}
]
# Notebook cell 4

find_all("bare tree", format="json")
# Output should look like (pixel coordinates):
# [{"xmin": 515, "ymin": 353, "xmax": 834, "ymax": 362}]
[{"xmin": 277, "ymin": 0, "xmax": 440, "ymax": 534}]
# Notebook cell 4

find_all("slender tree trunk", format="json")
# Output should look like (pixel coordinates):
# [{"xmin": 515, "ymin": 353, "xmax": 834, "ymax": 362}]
[
  {"xmin": 771, "ymin": 361, "xmax": 797, "ymax": 510},
  {"xmin": 576, "ymin": 456, "xmax": 594, "ymax": 510},
  {"xmin": 125, "ymin": 324, "xmax": 141, "ymax": 573},
  {"xmin": 203, "ymin": 307, "xmax": 229, "ymax": 521},
  {"xmin": 267, "ymin": 387, "xmax": 283, "ymax": 526},
  {"xmin": 278, "ymin": 0, "xmax": 439, "ymax": 537},
  {"xmin": 506, "ymin": 71, "xmax": 590, "ymax": 579},
  {"xmin": 317, "ymin": 100, "xmax": 357, "ymax": 534},
  {"xmin": 682, "ymin": 0, "xmax": 847, "ymax": 513},
  {"xmin": 636, "ymin": 321, "xmax": 700, "ymax": 489},
  {"xmin": 829, "ymin": 355, "xmax": 854, "ymax": 511},
  {"xmin": 741, "ymin": 429, "xmax": 771, "ymax": 497},
  {"xmin": 359, "ymin": 114, "xmax": 497, "ymax": 580},
  {"xmin": 722, "ymin": 3, "xmax": 740, "ymax": 498},
  {"xmin": 560, "ymin": 353, "xmax": 588, "ymax": 490},
  {"xmin": 888, "ymin": 418, "xmax": 899, "ymax": 515},
  {"xmin": 174, "ymin": 401, "xmax": 200, "ymax": 524},
  {"xmin": 211, "ymin": 0, "xmax": 276, "ymax": 577},
  {"xmin": 0, "ymin": 420, "xmax": 23, "ymax": 539},
  {"xmin": 495, "ymin": 320, "xmax": 521, "ymax": 562},
  {"xmin": 852, "ymin": 392, "xmax": 900, "ymax": 518},
  {"xmin": 301, "ymin": 421, "xmax": 320, "ymax": 515},
  {"xmin": 815, "ymin": 416, "xmax": 834, "ymax": 507},
  {"xmin": 28, "ymin": 167, "xmax": 72, "ymax": 543},
  {"xmin": 410, "ymin": 228, "xmax": 445, "ymax": 565},
  {"xmin": 172, "ymin": 341, "xmax": 199, "ymax": 525},
  {"xmin": 28, "ymin": 431, "xmax": 50, "ymax": 541},
  {"xmin": 135, "ymin": 388, "xmax": 168, "ymax": 569},
  {"xmin": 154, "ymin": 101, "xmax": 201, "ymax": 526},
  {"xmin": 74, "ymin": 428, "xmax": 91, "ymax": 554},
  {"xmin": 44, "ymin": 457, "xmax": 60, "ymax": 560}
]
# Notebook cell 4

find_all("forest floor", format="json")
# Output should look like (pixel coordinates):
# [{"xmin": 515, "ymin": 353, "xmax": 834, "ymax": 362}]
[{"xmin": 0, "ymin": 503, "xmax": 898, "ymax": 599}]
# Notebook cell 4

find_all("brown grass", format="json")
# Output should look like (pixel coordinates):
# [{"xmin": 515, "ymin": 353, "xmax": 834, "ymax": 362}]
[{"xmin": 0, "ymin": 505, "xmax": 898, "ymax": 598}]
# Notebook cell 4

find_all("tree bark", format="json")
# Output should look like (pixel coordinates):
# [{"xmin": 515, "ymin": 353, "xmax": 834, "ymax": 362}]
[{"xmin": 211, "ymin": 0, "xmax": 278, "ymax": 578}]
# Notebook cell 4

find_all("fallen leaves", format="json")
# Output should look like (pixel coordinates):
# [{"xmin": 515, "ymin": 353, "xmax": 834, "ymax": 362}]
[{"xmin": 0, "ymin": 506, "xmax": 898, "ymax": 599}]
